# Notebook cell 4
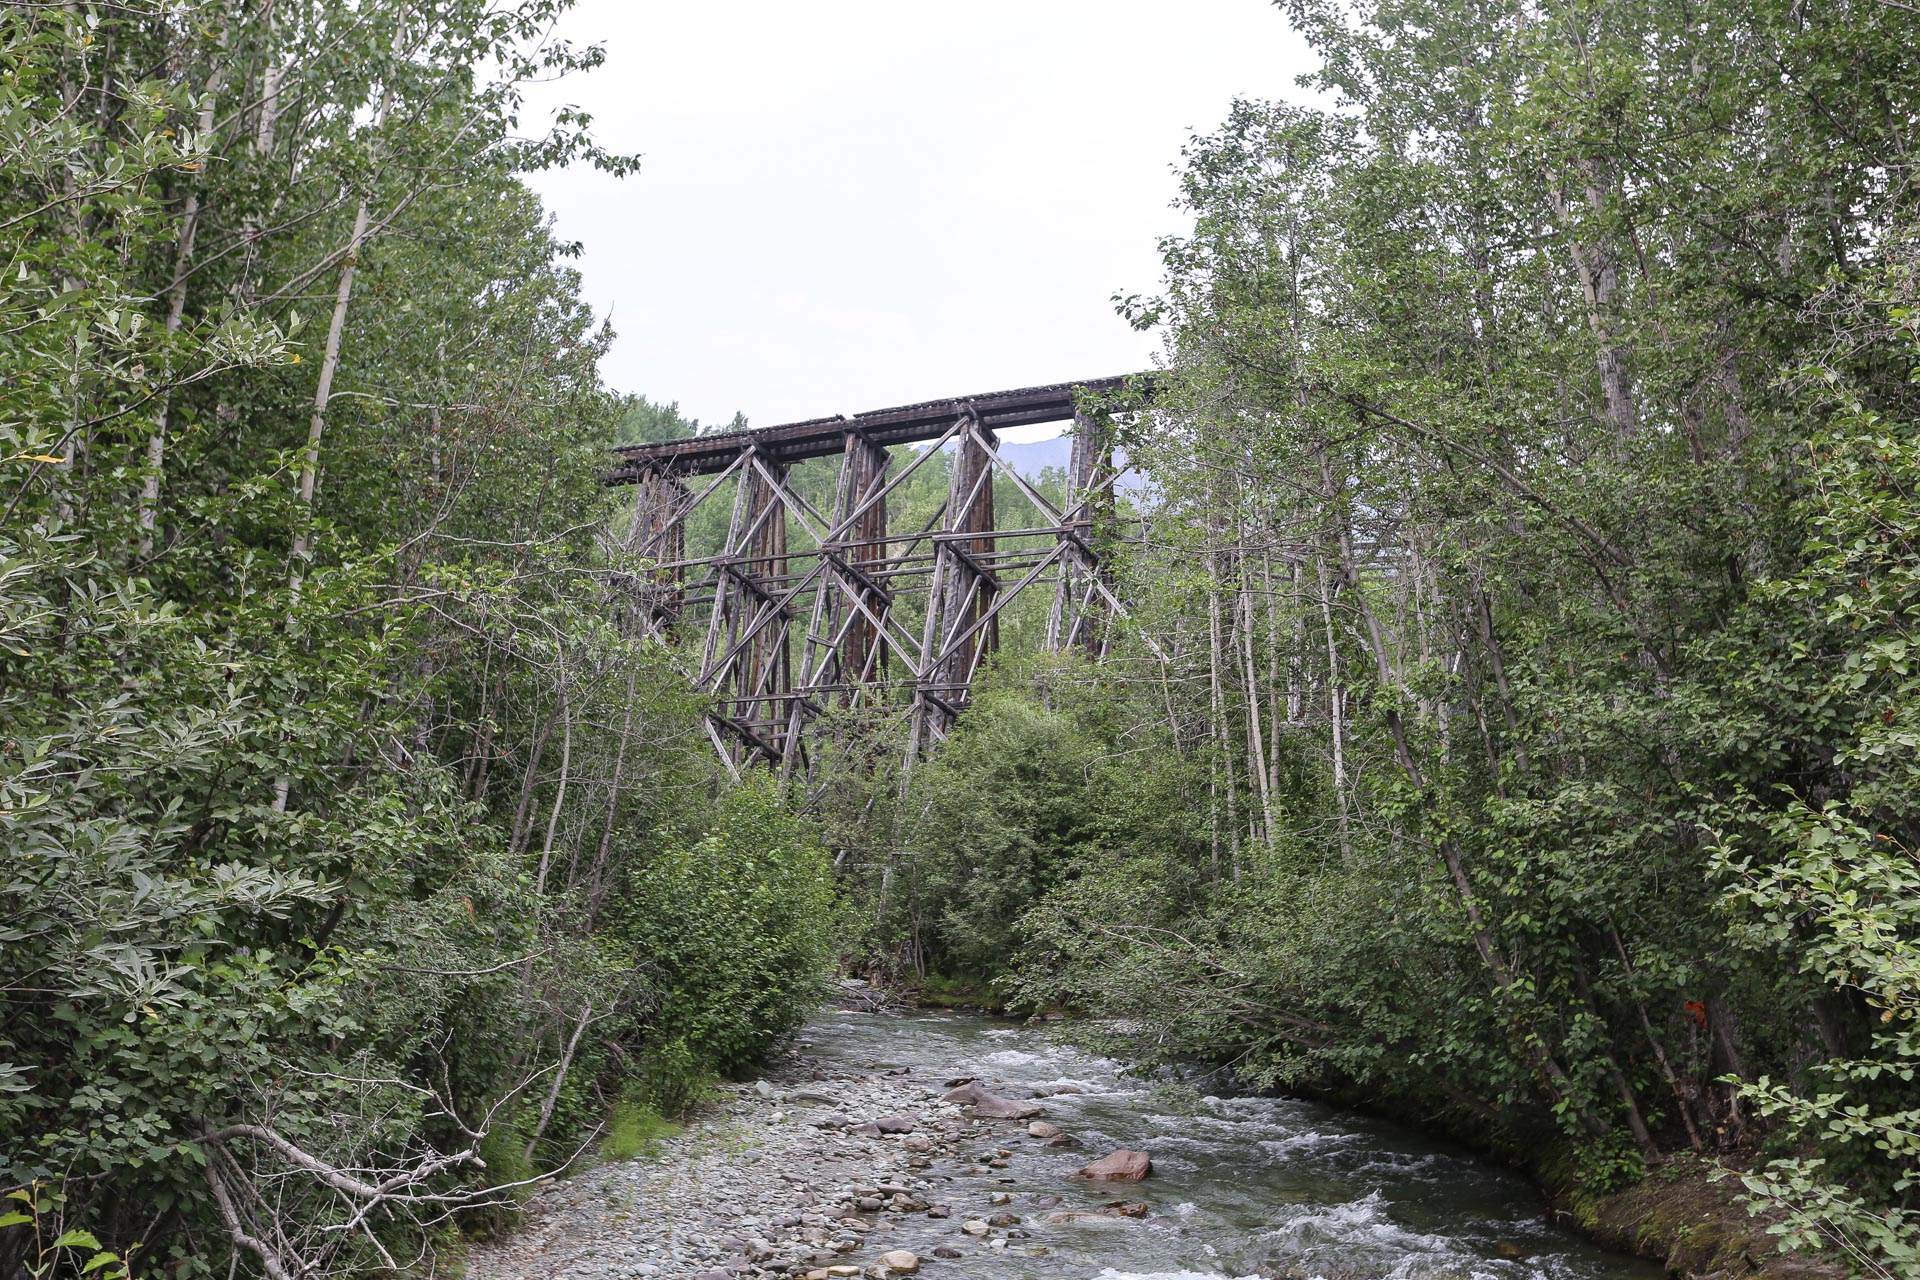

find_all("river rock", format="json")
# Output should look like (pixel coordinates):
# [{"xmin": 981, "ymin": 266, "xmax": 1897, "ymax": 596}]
[
  {"xmin": 873, "ymin": 1112, "xmax": 918, "ymax": 1133},
  {"xmin": 1075, "ymin": 1149, "xmax": 1152, "ymax": 1182},
  {"xmin": 941, "ymin": 1082, "xmax": 1043, "ymax": 1120},
  {"xmin": 1103, "ymin": 1201, "xmax": 1149, "ymax": 1217},
  {"xmin": 876, "ymin": 1250, "xmax": 919, "ymax": 1273},
  {"xmin": 1043, "ymin": 1210, "xmax": 1138, "ymax": 1226},
  {"xmin": 960, "ymin": 1219, "xmax": 990, "ymax": 1237},
  {"xmin": 791, "ymin": 1090, "xmax": 842, "ymax": 1106},
  {"xmin": 932, "ymin": 1245, "xmax": 963, "ymax": 1259},
  {"xmin": 813, "ymin": 1113, "xmax": 856, "ymax": 1129},
  {"xmin": 1026, "ymin": 1120, "xmax": 1063, "ymax": 1138},
  {"xmin": 902, "ymin": 1134, "xmax": 933, "ymax": 1152}
]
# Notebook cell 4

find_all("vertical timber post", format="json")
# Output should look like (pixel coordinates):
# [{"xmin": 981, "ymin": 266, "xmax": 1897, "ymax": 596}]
[
  {"xmin": 923, "ymin": 413, "xmax": 997, "ymax": 738},
  {"xmin": 835, "ymin": 430, "xmax": 891, "ymax": 693},
  {"xmin": 628, "ymin": 466, "xmax": 687, "ymax": 621},
  {"xmin": 1052, "ymin": 406, "xmax": 1114, "ymax": 654},
  {"xmin": 736, "ymin": 454, "xmax": 789, "ymax": 762}
]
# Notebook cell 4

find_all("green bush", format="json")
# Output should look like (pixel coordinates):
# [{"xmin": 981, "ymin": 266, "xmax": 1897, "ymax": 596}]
[{"xmin": 619, "ymin": 779, "xmax": 838, "ymax": 1112}]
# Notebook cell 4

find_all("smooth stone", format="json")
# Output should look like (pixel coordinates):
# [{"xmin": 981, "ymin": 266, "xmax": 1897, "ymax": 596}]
[
  {"xmin": 873, "ymin": 1113, "xmax": 918, "ymax": 1134},
  {"xmin": 932, "ymin": 1246, "xmax": 963, "ymax": 1259},
  {"xmin": 1026, "ymin": 1120, "xmax": 1063, "ymax": 1139},
  {"xmin": 960, "ymin": 1220, "xmax": 990, "ymax": 1237},
  {"xmin": 1075, "ymin": 1149, "xmax": 1152, "ymax": 1182},
  {"xmin": 876, "ymin": 1251, "xmax": 918, "ymax": 1273},
  {"xmin": 940, "ymin": 1082, "xmax": 1044, "ymax": 1121}
]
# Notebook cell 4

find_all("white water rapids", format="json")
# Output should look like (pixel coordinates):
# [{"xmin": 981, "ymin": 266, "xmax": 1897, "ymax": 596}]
[{"xmin": 800, "ymin": 1009, "xmax": 1661, "ymax": 1280}]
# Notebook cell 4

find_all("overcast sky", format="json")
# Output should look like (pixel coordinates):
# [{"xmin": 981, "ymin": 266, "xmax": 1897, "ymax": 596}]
[{"xmin": 519, "ymin": 1, "xmax": 1319, "ymax": 437}]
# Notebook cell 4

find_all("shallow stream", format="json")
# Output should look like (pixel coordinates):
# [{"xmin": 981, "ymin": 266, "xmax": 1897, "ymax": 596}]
[{"xmin": 800, "ymin": 1008, "xmax": 1659, "ymax": 1280}]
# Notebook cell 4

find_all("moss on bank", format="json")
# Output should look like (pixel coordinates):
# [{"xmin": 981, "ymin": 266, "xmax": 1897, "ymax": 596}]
[{"xmin": 1544, "ymin": 1154, "xmax": 1846, "ymax": 1280}]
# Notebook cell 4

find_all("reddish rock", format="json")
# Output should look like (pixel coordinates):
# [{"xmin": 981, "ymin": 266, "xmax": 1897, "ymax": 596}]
[
  {"xmin": 1075, "ymin": 1149, "xmax": 1152, "ymax": 1182},
  {"xmin": 941, "ymin": 1081, "xmax": 1044, "ymax": 1120}
]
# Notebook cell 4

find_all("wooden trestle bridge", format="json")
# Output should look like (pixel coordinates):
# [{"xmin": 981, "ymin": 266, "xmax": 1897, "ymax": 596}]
[{"xmin": 607, "ymin": 375, "xmax": 1148, "ymax": 773}]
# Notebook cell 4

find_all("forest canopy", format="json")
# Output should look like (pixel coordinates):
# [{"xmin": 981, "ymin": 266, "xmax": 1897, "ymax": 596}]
[{"xmin": 0, "ymin": 4, "xmax": 835, "ymax": 1276}]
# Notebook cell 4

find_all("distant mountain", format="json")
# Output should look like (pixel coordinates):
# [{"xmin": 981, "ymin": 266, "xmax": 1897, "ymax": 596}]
[
  {"xmin": 916, "ymin": 433, "xmax": 1148, "ymax": 493},
  {"xmin": 996, "ymin": 436, "xmax": 1074, "ymax": 478}
]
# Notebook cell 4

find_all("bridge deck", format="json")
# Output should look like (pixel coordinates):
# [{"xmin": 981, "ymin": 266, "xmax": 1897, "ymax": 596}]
[{"xmin": 608, "ymin": 374, "xmax": 1141, "ymax": 481}]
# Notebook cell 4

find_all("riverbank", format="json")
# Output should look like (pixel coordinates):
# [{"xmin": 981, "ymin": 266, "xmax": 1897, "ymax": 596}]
[
  {"xmin": 1549, "ymin": 1160, "xmax": 1845, "ymax": 1280},
  {"xmin": 463, "ymin": 1044, "xmax": 963, "ymax": 1279},
  {"xmin": 465, "ymin": 1006, "xmax": 1675, "ymax": 1280}
]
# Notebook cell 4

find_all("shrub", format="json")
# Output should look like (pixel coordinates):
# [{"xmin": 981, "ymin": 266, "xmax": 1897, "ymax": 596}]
[{"xmin": 619, "ymin": 779, "xmax": 838, "ymax": 1111}]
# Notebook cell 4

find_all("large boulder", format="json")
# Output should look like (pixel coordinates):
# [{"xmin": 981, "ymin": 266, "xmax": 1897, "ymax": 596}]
[
  {"xmin": 941, "ymin": 1081, "xmax": 1044, "ymax": 1120},
  {"xmin": 1074, "ymin": 1149, "xmax": 1152, "ymax": 1182}
]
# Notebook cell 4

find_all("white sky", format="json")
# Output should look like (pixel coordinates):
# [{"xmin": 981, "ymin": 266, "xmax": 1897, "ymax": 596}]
[{"xmin": 520, "ymin": 1, "xmax": 1319, "ymax": 438}]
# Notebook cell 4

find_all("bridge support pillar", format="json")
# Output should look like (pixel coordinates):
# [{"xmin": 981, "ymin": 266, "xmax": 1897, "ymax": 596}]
[
  {"xmin": 628, "ymin": 467, "xmax": 688, "ymax": 619},
  {"xmin": 1050, "ymin": 407, "xmax": 1115, "ymax": 656},
  {"xmin": 831, "ymin": 430, "xmax": 892, "ymax": 691},
  {"xmin": 912, "ymin": 416, "xmax": 998, "ymax": 755},
  {"xmin": 740, "ymin": 457, "xmax": 791, "ymax": 758}
]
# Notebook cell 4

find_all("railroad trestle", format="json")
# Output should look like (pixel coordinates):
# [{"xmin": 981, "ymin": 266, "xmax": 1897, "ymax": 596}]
[{"xmin": 605, "ymin": 375, "xmax": 1147, "ymax": 773}]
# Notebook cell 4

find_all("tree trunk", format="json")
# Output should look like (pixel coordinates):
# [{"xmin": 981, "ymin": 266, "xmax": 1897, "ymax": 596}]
[{"xmin": 288, "ymin": 198, "xmax": 372, "ymax": 583}]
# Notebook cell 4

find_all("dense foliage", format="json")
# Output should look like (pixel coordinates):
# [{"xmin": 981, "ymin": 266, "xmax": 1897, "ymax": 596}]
[
  {"xmin": 12, "ymin": 0, "xmax": 1920, "ymax": 1275},
  {"xmin": 0, "ymin": 5, "xmax": 835, "ymax": 1277},
  {"xmin": 829, "ymin": 0, "xmax": 1920, "ymax": 1274}
]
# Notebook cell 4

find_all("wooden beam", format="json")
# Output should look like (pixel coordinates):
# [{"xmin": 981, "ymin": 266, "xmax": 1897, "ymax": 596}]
[{"xmin": 608, "ymin": 374, "xmax": 1151, "ymax": 480}]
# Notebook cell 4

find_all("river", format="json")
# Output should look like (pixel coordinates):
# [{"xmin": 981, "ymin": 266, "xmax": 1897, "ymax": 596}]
[{"xmin": 801, "ymin": 1007, "xmax": 1659, "ymax": 1280}]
